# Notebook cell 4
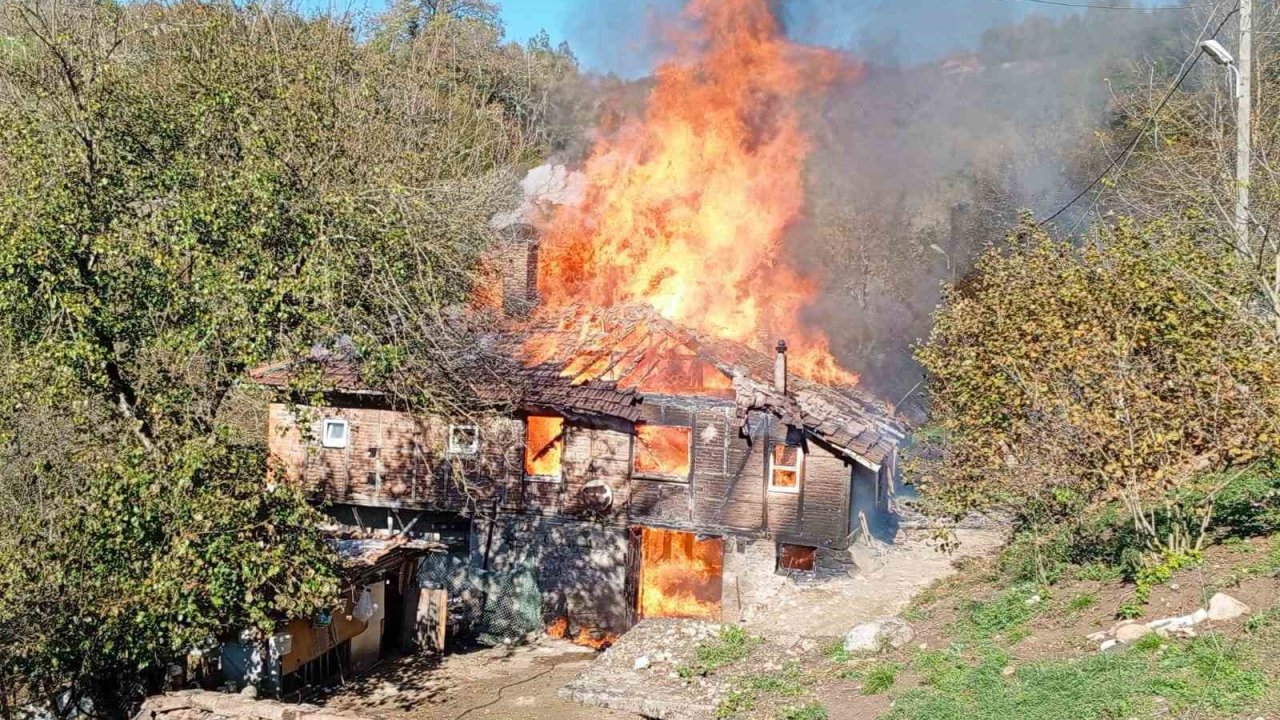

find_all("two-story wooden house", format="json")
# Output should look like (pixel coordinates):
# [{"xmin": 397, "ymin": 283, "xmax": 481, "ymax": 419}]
[{"xmin": 251, "ymin": 303, "xmax": 903, "ymax": 642}]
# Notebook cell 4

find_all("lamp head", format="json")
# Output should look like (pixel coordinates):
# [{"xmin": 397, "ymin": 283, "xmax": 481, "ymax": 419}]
[{"xmin": 1200, "ymin": 39, "xmax": 1235, "ymax": 67}]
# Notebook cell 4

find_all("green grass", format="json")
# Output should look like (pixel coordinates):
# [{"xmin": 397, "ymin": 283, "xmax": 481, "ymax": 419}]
[
  {"xmin": 1065, "ymin": 592, "xmax": 1097, "ymax": 613},
  {"xmin": 716, "ymin": 689, "xmax": 755, "ymax": 719},
  {"xmin": 883, "ymin": 637, "xmax": 1264, "ymax": 720},
  {"xmin": 741, "ymin": 662, "xmax": 807, "ymax": 697},
  {"xmin": 678, "ymin": 625, "xmax": 761, "ymax": 678},
  {"xmin": 778, "ymin": 702, "xmax": 827, "ymax": 720},
  {"xmin": 957, "ymin": 583, "xmax": 1043, "ymax": 642},
  {"xmin": 1257, "ymin": 535, "xmax": 1280, "ymax": 574},
  {"xmin": 861, "ymin": 662, "xmax": 901, "ymax": 695},
  {"xmin": 902, "ymin": 606, "xmax": 931, "ymax": 622},
  {"xmin": 823, "ymin": 637, "xmax": 851, "ymax": 664},
  {"xmin": 717, "ymin": 662, "xmax": 811, "ymax": 718},
  {"xmin": 1071, "ymin": 561, "xmax": 1125, "ymax": 583},
  {"xmin": 1245, "ymin": 602, "xmax": 1280, "ymax": 634}
]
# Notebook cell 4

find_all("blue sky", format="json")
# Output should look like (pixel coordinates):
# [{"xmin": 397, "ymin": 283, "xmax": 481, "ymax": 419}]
[
  {"xmin": 500, "ymin": 0, "xmax": 575, "ymax": 47},
  {"xmin": 314, "ymin": 0, "xmax": 1186, "ymax": 76}
]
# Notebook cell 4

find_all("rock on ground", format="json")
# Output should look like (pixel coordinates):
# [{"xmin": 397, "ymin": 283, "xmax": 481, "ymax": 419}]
[
  {"xmin": 844, "ymin": 618, "xmax": 915, "ymax": 654},
  {"xmin": 1114, "ymin": 622, "xmax": 1153, "ymax": 643},
  {"xmin": 559, "ymin": 619, "xmax": 723, "ymax": 720},
  {"xmin": 1207, "ymin": 593, "xmax": 1250, "ymax": 621}
]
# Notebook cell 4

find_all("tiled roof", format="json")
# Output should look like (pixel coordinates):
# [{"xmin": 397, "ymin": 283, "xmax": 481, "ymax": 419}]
[{"xmin": 247, "ymin": 353, "xmax": 372, "ymax": 393}]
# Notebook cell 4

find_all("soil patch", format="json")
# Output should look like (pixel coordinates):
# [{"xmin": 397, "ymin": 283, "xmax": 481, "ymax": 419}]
[{"xmin": 316, "ymin": 640, "xmax": 639, "ymax": 720}]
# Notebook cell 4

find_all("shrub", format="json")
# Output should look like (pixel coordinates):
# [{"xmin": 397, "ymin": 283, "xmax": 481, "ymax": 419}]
[{"xmin": 913, "ymin": 219, "xmax": 1280, "ymax": 557}]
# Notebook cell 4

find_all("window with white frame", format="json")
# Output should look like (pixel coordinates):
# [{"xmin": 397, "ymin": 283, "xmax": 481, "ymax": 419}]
[
  {"xmin": 767, "ymin": 436, "xmax": 803, "ymax": 493},
  {"xmin": 447, "ymin": 425, "xmax": 479, "ymax": 456},
  {"xmin": 321, "ymin": 418, "xmax": 349, "ymax": 449}
]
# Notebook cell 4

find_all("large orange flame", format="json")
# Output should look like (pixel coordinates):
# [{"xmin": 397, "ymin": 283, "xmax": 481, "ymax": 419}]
[
  {"xmin": 637, "ymin": 528, "xmax": 723, "ymax": 620},
  {"xmin": 537, "ymin": 0, "xmax": 858, "ymax": 386}
]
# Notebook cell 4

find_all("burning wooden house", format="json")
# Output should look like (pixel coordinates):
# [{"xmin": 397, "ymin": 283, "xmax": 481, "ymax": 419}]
[
  {"xmin": 250, "ymin": 302, "xmax": 903, "ymax": 641},
  {"xmin": 251, "ymin": 0, "xmax": 908, "ymax": 650}
]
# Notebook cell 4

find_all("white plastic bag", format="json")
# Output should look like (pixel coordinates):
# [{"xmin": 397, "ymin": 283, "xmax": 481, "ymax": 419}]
[{"xmin": 352, "ymin": 588, "xmax": 376, "ymax": 622}]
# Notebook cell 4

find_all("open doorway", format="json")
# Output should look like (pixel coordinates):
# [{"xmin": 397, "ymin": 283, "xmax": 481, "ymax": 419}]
[{"xmin": 632, "ymin": 527, "xmax": 723, "ymax": 621}]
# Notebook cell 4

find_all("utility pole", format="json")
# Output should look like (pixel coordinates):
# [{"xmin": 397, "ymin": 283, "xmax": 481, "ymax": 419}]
[{"xmin": 1235, "ymin": 0, "xmax": 1251, "ymax": 253}]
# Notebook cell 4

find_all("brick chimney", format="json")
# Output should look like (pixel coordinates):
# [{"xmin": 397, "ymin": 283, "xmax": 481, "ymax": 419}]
[
  {"xmin": 774, "ymin": 339, "xmax": 788, "ymax": 394},
  {"xmin": 497, "ymin": 224, "xmax": 539, "ymax": 317}
]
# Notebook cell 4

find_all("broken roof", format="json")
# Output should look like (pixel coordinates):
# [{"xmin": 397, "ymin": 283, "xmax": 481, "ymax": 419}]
[
  {"xmin": 248, "ymin": 304, "xmax": 904, "ymax": 468},
  {"xmin": 508, "ymin": 304, "xmax": 904, "ymax": 468},
  {"xmin": 326, "ymin": 528, "xmax": 445, "ymax": 587}
]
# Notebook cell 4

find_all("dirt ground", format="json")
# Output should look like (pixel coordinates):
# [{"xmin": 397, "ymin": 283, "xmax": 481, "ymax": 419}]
[
  {"xmin": 317, "ymin": 641, "xmax": 639, "ymax": 720},
  {"xmin": 739, "ymin": 527, "xmax": 1007, "ymax": 640}
]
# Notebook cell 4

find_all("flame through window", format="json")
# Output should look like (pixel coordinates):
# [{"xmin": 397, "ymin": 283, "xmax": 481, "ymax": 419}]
[
  {"xmin": 524, "ymin": 415, "xmax": 564, "ymax": 479},
  {"xmin": 633, "ymin": 424, "xmax": 692, "ymax": 479},
  {"xmin": 768, "ymin": 440, "xmax": 803, "ymax": 493}
]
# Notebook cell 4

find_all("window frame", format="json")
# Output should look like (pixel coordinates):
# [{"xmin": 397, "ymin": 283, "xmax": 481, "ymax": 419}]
[
  {"xmin": 630, "ymin": 423, "xmax": 694, "ymax": 482},
  {"xmin": 320, "ymin": 417, "xmax": 349, "ymax": 449},
  {"xmin": 447, "ymin": 424, "xmax": 480, "ymax": 456},
  {"xmin": 766, "ymin": 437, "xmax": 804, "ymax": 494},
  {"xmin": 523, "ymin": 415, "xmax": 564, "ymax": 482}
]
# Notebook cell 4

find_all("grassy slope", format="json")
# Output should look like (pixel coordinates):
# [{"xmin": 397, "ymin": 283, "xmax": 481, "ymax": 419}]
[{"xmin": 698, "ymin": 535, "xmax": 1280, "ymax": 720}]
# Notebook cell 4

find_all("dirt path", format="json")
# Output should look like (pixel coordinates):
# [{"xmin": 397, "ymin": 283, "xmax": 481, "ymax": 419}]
[
  {"xmin": 317, "ymin": 641, "xmax": 639, "ymax": 720},
  {"xmin": 739, "ymin": 527, "xmax": 1006, "ymax": 641}
]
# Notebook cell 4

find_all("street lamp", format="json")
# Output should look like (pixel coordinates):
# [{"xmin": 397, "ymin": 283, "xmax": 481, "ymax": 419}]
[
  {"xmin": 1199, "ymin": 40, "xmax": 1240, "ymax": 97},
  {"xmin": 1200, "ymin": 31, "xmax": 1251, "ymax": 253}
]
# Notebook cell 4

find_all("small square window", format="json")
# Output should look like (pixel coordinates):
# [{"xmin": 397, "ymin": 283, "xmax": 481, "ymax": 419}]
[
  {"xmin": 632, "ymin": 424, "xmax": 692, "ymax": 480},
  {"xmin": 767, "ymin": 436, "xmax": 803, "ymax": 494},
  {"xmin": 777, "ymin": 543, "xmax": 816, "ymax": 572},
  {"xmin": 448, "ymin": 425, "xmax": 479, "ymax": 456},
  {"xmin": 321, "ymin": 418, "xmax": 349, "ymax": 449}
]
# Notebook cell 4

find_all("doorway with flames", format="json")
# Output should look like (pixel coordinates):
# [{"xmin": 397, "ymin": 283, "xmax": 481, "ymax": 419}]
[{"xmin": 627, "ymin": 526, "xmax": 724, "ymax": 622}]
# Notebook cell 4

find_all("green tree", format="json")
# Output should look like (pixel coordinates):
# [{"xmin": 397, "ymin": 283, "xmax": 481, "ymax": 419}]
[
  {"xmin": 913, "ymin": 219, "xmax": 1280, "ymax": 553},
  {"xmin": 0, "ymin": 0, "xmax": 574, "ymax": 715}
]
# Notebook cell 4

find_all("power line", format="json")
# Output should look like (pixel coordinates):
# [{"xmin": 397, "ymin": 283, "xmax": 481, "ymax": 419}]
[
  {"xmin": 1038, "ymin": 4, "xmax": 1240, "ymax": 225},
  {"xmin": 996, "ymin": 0, "xmax": 1217, "ymax": 10}
]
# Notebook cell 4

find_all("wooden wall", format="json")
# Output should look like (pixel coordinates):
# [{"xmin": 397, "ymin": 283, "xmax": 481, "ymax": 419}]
[{"xmin": 268, "ymin": 397, "xmax": 860, "ymax": 547}]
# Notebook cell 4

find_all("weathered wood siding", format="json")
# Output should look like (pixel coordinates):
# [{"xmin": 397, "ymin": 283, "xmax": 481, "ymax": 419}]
[
  {"xmin": 268, "ymin": 397, "xmax": 858, "ymax": 546},
  {"xmin": 268, "ymin": 403, "xmax": 521, "ymax": 510}
]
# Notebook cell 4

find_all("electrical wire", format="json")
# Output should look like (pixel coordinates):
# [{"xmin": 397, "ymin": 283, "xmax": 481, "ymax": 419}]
[
  {"xmin": 1038, "ymin": 4, "xmax": 1240, "ymax": 225},
  {"xmin": 995, "ymin": 0, "xmax": 1217, "ymax": 9}
]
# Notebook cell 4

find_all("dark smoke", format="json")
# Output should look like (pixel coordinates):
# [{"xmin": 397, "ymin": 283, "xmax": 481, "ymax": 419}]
[{"xmin": 560, "ymin": 0, "xmax": 1199, "ymax": 406}]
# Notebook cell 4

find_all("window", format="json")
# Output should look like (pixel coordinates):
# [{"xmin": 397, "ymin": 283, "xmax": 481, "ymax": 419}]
[
  {"xmin": 777, "ymin": 543, "xmax": 816, "ymax": 572},
  {"xmin": 767, "ymin": 438, "xmax": 803, "ymax": 493},
  {"xmin": 447, "ymin": 425, "xmax": 479, "ymax": 456},
  {"xmin": 633, "ymin": 424, "xmax": 692, "ymax": 480},
  {"xmin": 321, "ymin": 418, "xmax": 349, "ymax": 449},
  {"xmin": 524, "ymin": 415, "xmax": 563, "ymax": 480}
]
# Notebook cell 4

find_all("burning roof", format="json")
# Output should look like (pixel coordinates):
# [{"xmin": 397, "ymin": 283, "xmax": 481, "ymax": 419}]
[
  {"xmin": 248, "ymin": 303, "xmax": 902, "ymax": 468},
  {"xmin": 507, "ymin": 304, "xmax": 903, "ymax": 468}
]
